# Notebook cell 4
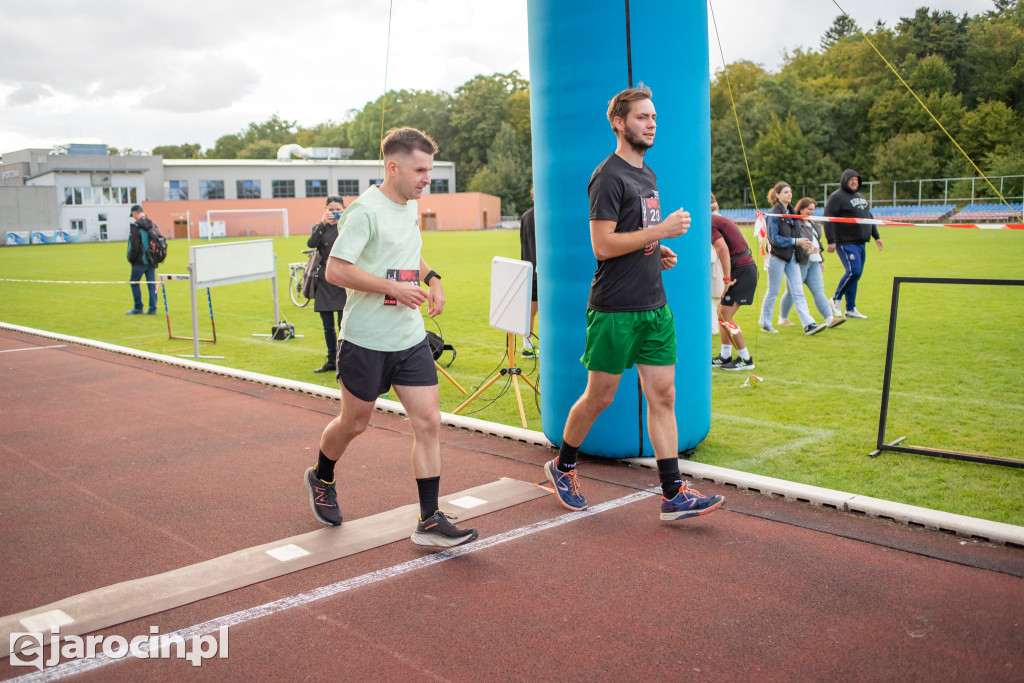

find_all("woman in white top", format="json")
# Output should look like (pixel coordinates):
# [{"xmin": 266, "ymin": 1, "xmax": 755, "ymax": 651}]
[{"xmin": 778, "ymin": 197, "xmax": 845, "ymax": 330}]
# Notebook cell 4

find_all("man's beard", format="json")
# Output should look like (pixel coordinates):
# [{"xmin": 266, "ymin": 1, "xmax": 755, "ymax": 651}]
[{"xmin": 624, "ymin": 125, "xmax": 653, "ymax": 155}]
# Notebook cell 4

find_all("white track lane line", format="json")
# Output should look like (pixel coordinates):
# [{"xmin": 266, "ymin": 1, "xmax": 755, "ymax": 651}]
[
  {"xmin": 10, "ymin": 488, "xmax": 658, "ymax": 682},
  {"xmin": 0, "ymin": 345, "xmax": 65, "ymax": 353}
]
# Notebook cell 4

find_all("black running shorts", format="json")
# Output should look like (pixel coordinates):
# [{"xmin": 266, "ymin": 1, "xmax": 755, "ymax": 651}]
[
  {"xmin": 722, "ymin": 263, "xmax": 757, "ymax": 306},
  {"xmin": 337, "ymin": 337, "xmax": 437, "ymax": 402}
]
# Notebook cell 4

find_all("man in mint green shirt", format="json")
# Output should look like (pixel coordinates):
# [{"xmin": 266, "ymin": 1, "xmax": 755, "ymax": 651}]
[{"xmin": 303, "ymin": 127, "xmax": 477, "ymax": 549}]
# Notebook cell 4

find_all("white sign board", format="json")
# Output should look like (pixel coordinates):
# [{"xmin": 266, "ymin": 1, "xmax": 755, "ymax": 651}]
[
  {"xmin": 488, "ymin": 257, "xmax": 533, "ymax": 336},
  {"xmin": 190, "ymin": 239, "xmax": 276, "ymax": 288}
]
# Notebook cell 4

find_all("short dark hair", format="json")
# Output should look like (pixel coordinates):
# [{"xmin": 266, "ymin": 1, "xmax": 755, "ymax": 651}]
[
  {"xmin": 607, "ymin": 83, "xmax": 653, "ymax": 131},
  {"xmin": 130, "ymin": 204, "xmax": 143, "ymax": 213},
  {"xmin": 325, "ymin": 195, "xmax": 346, "ymax": 206},
  {"xmin": 381, "ymin": 127, "xmax": 438, "ymax": 158}
]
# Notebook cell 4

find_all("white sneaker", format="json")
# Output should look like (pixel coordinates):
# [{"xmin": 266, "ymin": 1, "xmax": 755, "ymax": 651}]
[
  {"xmin": 830, "ymin": 299, "xmax": 843, "ymax": 318},
  {"xmin": 846, "ymin": 308, "xmax": 868, "ymax": 319}
]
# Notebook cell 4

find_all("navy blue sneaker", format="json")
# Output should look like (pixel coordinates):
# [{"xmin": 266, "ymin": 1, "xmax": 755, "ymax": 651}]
[
  {"xmin": 544, "ymin": 459, "xmax": 587, "ymax": 511},
  {"xmin": 660, "ymin": 482, "xmax": 724, "ymax": 521},
  {"xmin": 304, "ymin": 466, "xmax": 342, "ymax": 526}
]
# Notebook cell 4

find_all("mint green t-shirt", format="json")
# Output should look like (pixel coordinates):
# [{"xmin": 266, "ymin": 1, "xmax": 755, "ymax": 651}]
[{"xmin": 329, "ymin": 186, "xmax": 425, "ymax": 351}]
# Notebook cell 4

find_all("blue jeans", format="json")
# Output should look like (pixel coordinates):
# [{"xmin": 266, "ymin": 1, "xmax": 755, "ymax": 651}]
[
  {"xmin": 833, "ymin": 243, "xmax": 866, "ymax": 311},
  {"xmin": 760, "ymin": 255, "xmax": 814, "ymax": 329},
  {"xmin": 130, "ymin": 263, "xmax": 157, "ymax": 312},
  {"xmin": 780, "ymin": 261, "xmax": 832, "ymax": 322}
]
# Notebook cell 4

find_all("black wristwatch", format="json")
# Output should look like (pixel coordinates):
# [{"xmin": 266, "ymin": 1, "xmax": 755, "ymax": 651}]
[{"xmin": 424, "ymin": 269, "xmax": 441, "ymax": 286}]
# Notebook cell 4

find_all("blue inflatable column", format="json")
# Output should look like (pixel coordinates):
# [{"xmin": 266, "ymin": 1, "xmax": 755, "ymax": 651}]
[{"xmin": 528, "ymin": 0, "xmax": 712, "ymax": 457}]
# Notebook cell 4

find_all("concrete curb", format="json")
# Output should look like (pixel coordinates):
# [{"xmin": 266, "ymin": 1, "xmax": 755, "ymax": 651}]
[{"xmin": 4, "ymin": 322, "xmax": 1021, "ymax": 548}]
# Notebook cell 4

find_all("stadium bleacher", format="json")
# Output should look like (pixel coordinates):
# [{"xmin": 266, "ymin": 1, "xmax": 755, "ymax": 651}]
[
  {"xmin": 949, "ymin": 202, "xmax": 1024, "ymax": 222},
  {"xmin": 869, "ymin": 204, "xmax": 956, "ymax": 222}
]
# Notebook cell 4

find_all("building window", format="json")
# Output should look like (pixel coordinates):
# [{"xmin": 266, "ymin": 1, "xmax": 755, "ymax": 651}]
[
  {"xmin": 368, "ymin": 178, "xmax": 383, "ymax": 188},
  {"xmin": 429, "ymin": 179, "xmax": 449, "ymax": 194},
  {"xmin": 200, "ymin": 180, "xmax": 225, "ymax": 200},
  {"xmin": 70, "ymin": 219, "xmax": 84, "ymax": 232},
  {"xmin": 338, "ymin": 179, "xmax": 360, "ymax": 195},
  {"xmin": 164, "ymin": 180, "xmax": 188, "ymax": 200},
  {"xmin": 236, "ymin": 179, "xmax": 261, "ymax": 199},
  {"xmin": 306, "ymin": 179, "xmax": 328, "ymax": 197},
  {"xmin": 272, "ymin": 179, "xmax": 295, "ymax": 198},
  {"xmin": 98, "ymin": 213, "xmax": 107, "ymax": 241}
]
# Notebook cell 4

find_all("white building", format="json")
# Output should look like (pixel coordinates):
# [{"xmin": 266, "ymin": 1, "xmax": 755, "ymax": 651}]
[{"xmin": 1, "ymin": 144, "xmax": 456, "ymax": 244}]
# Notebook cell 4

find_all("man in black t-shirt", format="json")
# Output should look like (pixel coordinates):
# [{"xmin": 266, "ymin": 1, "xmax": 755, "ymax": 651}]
[{"xmin": 543, "ymin": 85, "xmax": 724, "ymax": 522}]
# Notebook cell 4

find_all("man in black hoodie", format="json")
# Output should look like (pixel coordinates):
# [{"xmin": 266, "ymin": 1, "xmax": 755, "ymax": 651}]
[{"xmin": 824, "ymin": 169, "xmax": 883, "ymax": 319}]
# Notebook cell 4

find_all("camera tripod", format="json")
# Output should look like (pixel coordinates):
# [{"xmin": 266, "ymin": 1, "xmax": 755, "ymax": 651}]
[{"xmin": 452, "ymin": 332, "xmax": 539, "ymax": 428}]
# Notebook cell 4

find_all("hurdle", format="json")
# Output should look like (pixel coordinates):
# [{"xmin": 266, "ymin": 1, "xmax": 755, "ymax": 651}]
[{"xmin": 158, "ymin": 273, "xmax": 216, "ymax": 345}]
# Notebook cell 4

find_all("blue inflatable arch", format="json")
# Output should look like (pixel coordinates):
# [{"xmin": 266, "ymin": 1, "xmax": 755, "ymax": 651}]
[{"xmin": 527, "ymin": 0, "xmax": 712, "ymax": 457}]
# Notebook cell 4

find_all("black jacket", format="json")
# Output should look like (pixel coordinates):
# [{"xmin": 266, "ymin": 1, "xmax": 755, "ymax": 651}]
[
  {"xmin": 768, "ymin": 202, "xmax": 807, "ymax": 264},
  {"xmin": 307, "ymin": 222, "xmax": 347, "ymax": 313},
  {"xmin": 824, "ymin": 169, "xmax": 879, "ymax": 245}
]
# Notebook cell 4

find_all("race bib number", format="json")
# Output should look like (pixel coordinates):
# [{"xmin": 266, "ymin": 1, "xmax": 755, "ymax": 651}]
[{"xmin": 383, "ymin": 268, "xmax": 419, "ymax": 305}]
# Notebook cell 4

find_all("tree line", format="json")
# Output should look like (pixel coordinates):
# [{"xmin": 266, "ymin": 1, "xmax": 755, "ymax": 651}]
[{"xmin": 153, "ymin": 2, "xmax": 1023, "ymax": 213}]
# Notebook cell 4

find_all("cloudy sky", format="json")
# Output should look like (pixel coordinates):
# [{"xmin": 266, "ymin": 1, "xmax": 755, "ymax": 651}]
[{"xmin": 0, "ymin": 0, "xmax": 998, "ymax": 155}]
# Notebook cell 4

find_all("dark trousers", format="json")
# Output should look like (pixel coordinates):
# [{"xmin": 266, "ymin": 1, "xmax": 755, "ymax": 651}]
[
  {"xmin": 320, "ymin": 310, "xmax": 342, "ymax": 361},
  {"xmin": 130, "ymin": 263, "xmax": 157, "ymax": 312}
]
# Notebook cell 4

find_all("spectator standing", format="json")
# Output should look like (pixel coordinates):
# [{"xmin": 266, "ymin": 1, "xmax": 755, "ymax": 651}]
[
  {"xmin": 758, "ymin": 182, "xmax": 826, "ymax": 336},
  {"xmin": 778, "ymin": 197, "xmax": 846, "ymax": 330},
  {"xmin": 824, "ymin": 169, "xmax": 883, "ymax": 319},
  {"xmin": 126, "ymin": 204, "xmax": 157, "ymax": 315},
  {"xmin": 307, "ymin": 195, "xmax": 349, "ymax": 374}
]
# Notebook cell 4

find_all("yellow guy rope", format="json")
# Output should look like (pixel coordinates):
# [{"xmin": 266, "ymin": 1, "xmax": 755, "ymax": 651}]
[{"xmin": 832, "ymin": 0, "xmax": 1022, "ymax": 222}]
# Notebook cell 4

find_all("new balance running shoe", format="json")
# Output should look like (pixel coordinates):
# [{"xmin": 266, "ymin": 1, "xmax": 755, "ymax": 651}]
[
  {"xmin": 660, "ymin": 482, "xmax": 725, "ymax": 521},
  {"xmin": 411, "ymin": 511, "xmax": 478, "ymax": 547},
  {"xmin": 304, "ymin": 466, "xmax": 342, "ymax": 526},
  {"xmin": 544, "ymin": 458, "xmax": 587, "ymax": 511}
]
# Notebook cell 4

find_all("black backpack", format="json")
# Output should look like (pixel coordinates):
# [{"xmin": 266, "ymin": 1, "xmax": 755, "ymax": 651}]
[{"xmin": 144, "ymin": 224, "xmax": 168, "ymax": 266}]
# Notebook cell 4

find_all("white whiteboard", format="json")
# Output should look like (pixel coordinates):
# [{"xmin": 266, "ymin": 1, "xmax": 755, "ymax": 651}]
[
  {"xmin": 190, "ymin": 239, "xmax": 276, "ymax": 288},
  {"xmin": 489, "ymin": 256, "xmax": 533, "ymax": 336}
]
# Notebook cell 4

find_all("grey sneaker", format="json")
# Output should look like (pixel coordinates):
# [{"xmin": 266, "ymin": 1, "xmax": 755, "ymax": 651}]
[
  {"xmin": 846, "ymin": 308, "xmax": 868, "ymax": 319},
  {"xmin": 804, "ymin": 322, "xmax": 827, "ymax": 336},
  {"xmin": 304, "ymin": 467, "xmax": 342, "ymax": 526},
  {"xmin": 411, "ymin": 511, "xmax": 478, "ymax": 547}
]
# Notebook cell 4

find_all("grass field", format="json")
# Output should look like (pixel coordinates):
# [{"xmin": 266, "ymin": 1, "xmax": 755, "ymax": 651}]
[{"xmin": 2, "ymin": 226, "xmax": 1022, "ymax": 525}]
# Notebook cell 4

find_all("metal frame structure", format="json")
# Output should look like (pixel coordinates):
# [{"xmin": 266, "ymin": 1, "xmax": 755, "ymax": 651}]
[{"xmin": 871, "ymin": 276, "xmax": 1024, "ymax": 468}]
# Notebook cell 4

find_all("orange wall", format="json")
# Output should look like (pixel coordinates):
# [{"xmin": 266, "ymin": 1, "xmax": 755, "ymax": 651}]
[{"xmin": 144, "ymin": 192, "xmax": 502, "ymax": 240}]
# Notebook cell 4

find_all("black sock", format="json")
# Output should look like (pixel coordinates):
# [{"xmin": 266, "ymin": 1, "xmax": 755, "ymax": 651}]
[
  {"xmin": 315, "ymin": 450, "xmax": 336, "ymax": 482},
  {"xmin": 416, "ymin": 476, "xmax": 440, "ymax": 521},
  {"xmin": 657, "ymin": 458, "xmax": 683, "ymax": 499},
  {"xmin": 557, "ymin": 442, "xmax": 579, "ymax": 472}
]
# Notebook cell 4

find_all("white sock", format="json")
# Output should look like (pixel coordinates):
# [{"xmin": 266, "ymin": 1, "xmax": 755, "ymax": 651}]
[
  {"xmin": 720, "ymin": 344, "xmax": 732, "ymax": 358},
  {"xmin": 738, "ymin": 347, "xmax": 751, "ymax": 361}
]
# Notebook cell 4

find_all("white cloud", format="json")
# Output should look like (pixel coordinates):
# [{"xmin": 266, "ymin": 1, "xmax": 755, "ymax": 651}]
[{"xmin": 0, "ymin": 0, "xmax": 1001, "ymax": 155}]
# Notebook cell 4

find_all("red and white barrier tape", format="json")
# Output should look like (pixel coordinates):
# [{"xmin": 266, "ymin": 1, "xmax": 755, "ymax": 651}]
[{"xmin": 756, "ymin": 210, "xmax": 1023, "ymax": 230}]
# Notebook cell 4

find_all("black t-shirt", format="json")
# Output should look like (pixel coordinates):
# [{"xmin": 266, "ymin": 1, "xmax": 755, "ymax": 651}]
[
  {"xmin": 586, "ymin": 154, "xmax": 666, "ymax": 312},
  {"xmin": 519, "ymin": 207, "xmax": 536, "ymax": 267}
]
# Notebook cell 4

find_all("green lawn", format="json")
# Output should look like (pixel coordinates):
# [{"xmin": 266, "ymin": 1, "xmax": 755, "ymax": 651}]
[{"xmin": 2, "ymin": 227, "xmax": 1022, "ymax": 525}]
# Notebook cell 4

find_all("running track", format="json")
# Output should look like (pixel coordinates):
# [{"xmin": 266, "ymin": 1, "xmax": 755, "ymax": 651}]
[{"xmin": 1, "ymin": 327, "xmax": 1023, "ymax": 681}]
